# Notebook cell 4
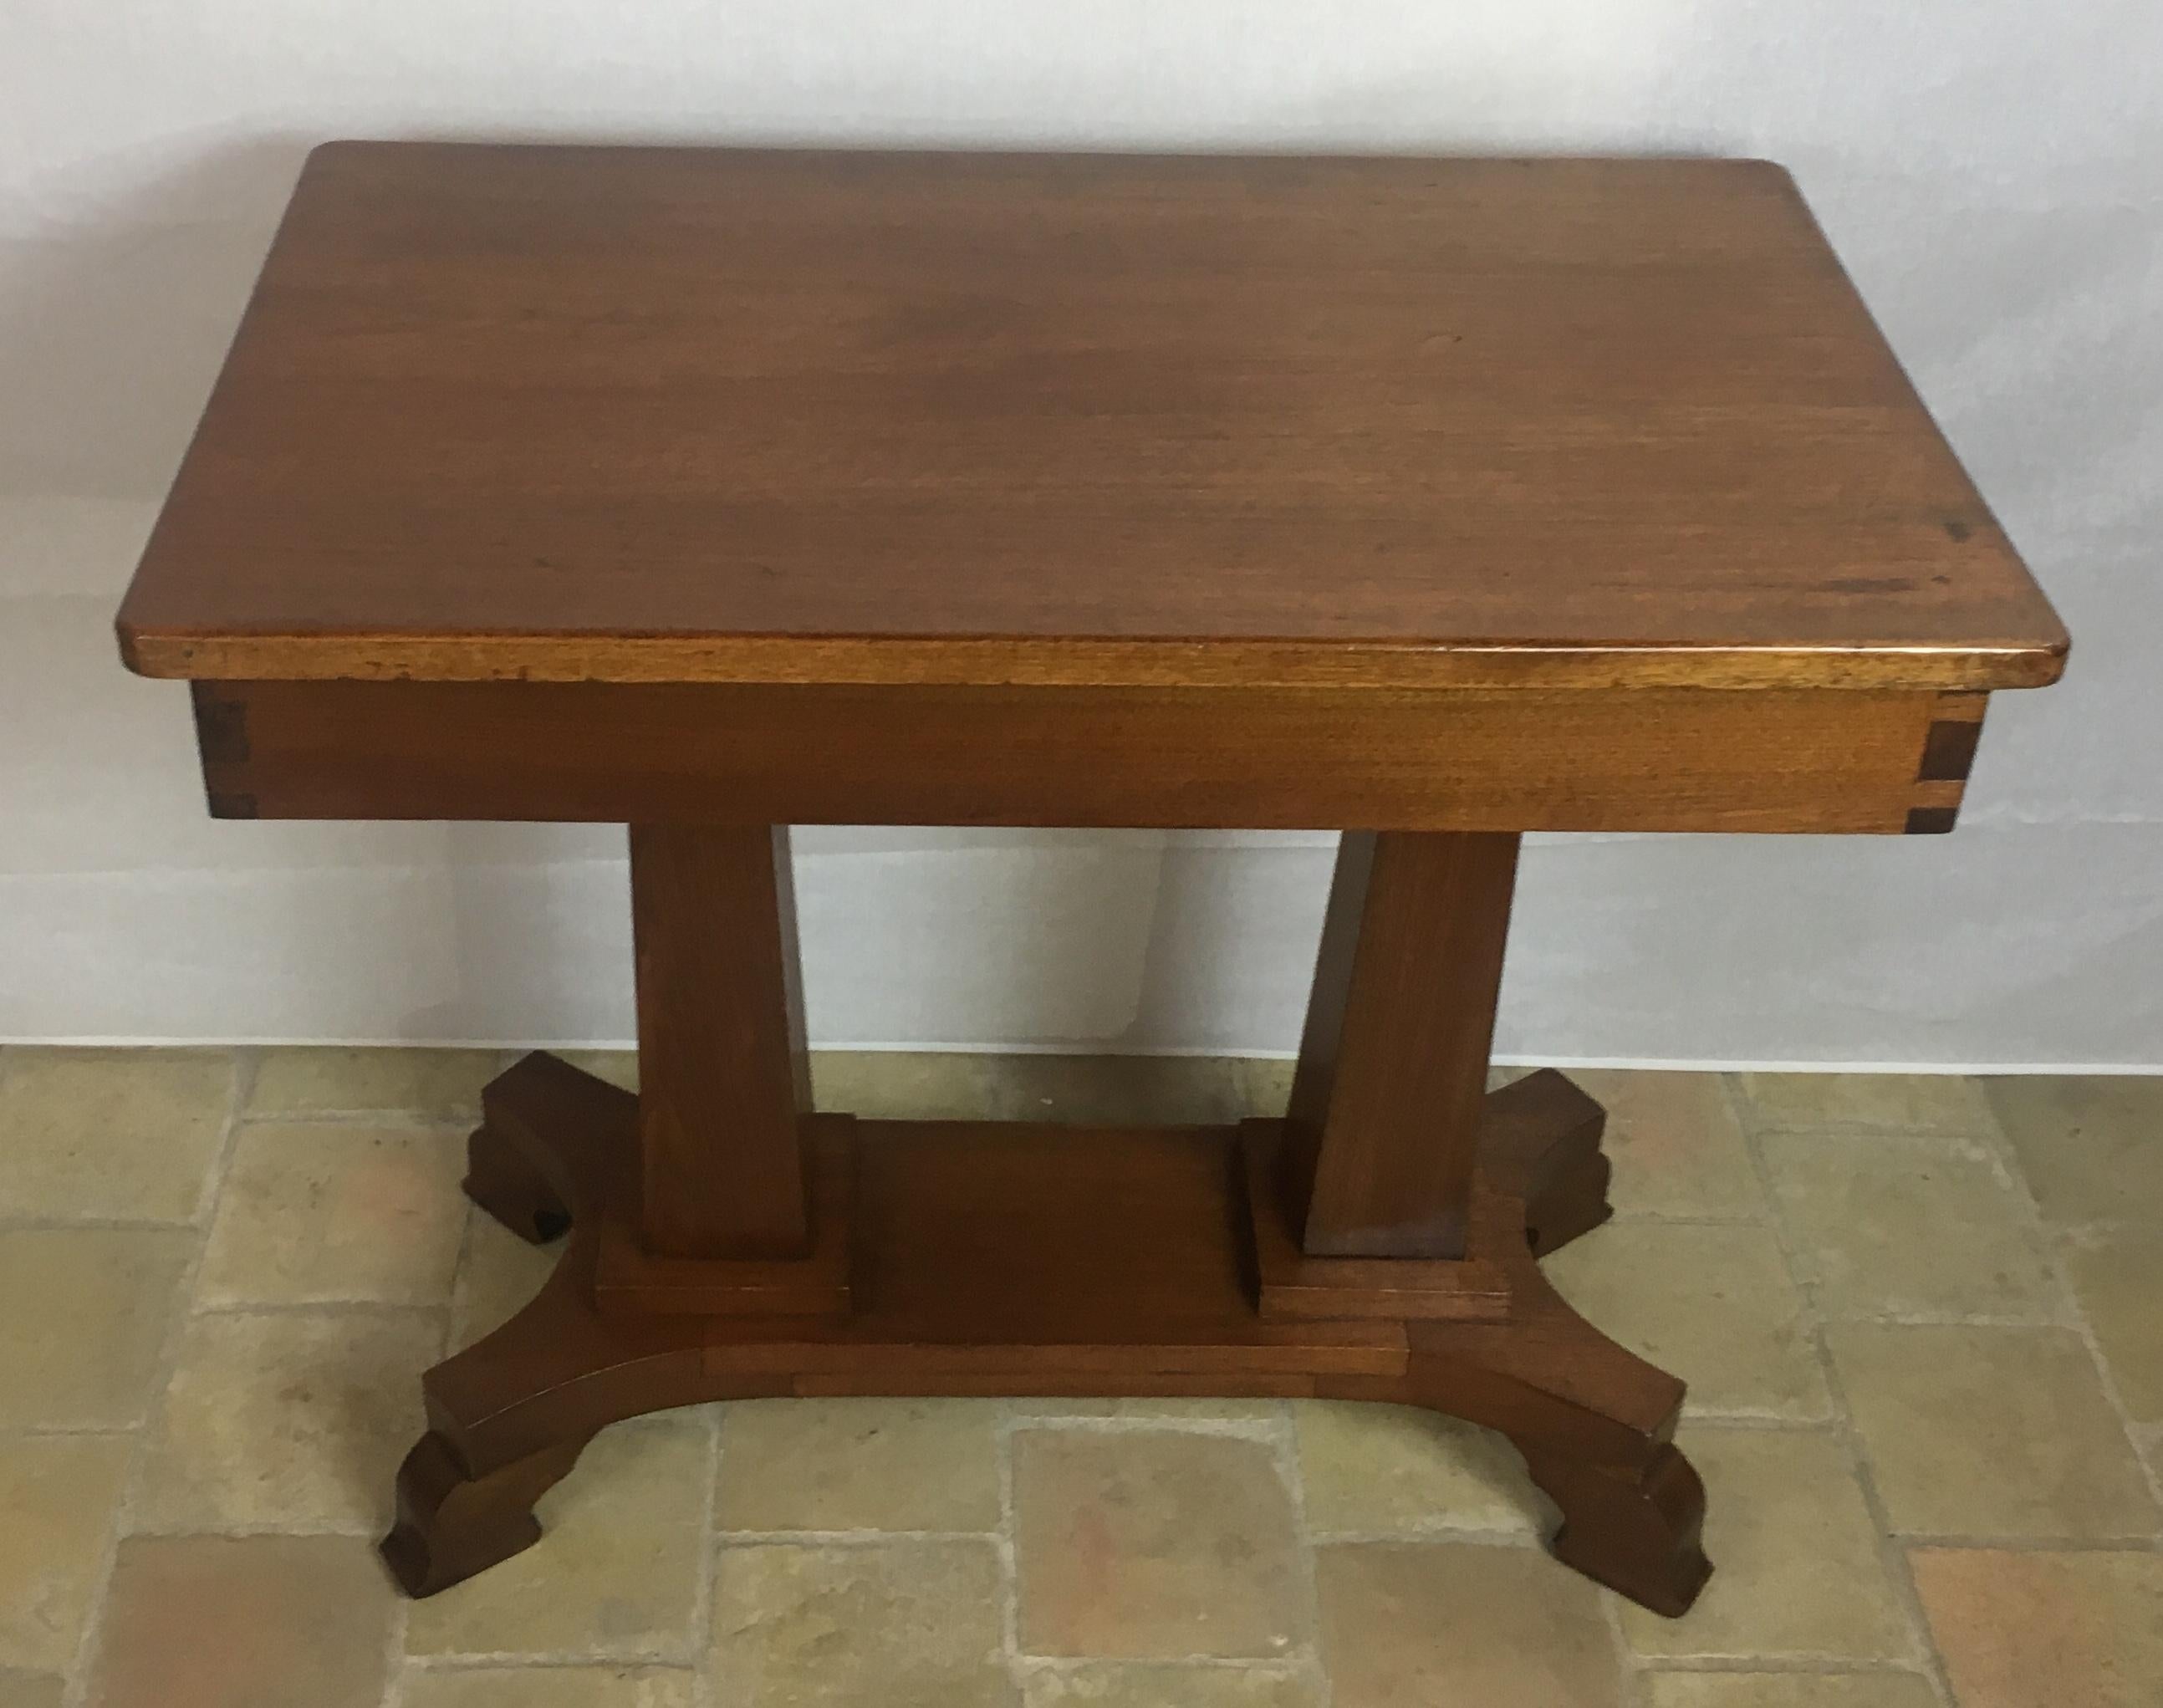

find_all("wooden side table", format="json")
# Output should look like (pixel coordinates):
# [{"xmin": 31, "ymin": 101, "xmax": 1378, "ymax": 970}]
[{"xmin": 118, "ymin": 143, "xmax": 2066, "ymax": 1618}]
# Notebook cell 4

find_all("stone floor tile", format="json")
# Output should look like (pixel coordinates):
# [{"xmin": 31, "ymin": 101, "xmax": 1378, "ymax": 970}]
[
  {"xmin": 979, "ymin": 1054, "xmax": 1247, "ymax": 1126},
  {"xmin": 716, "ymin": 1398, "xmax": 1002, "ymax": 1532},
  {"xmin": 1618, "ymin": 1429, "xmax": 1911, "ymax": 1662},
  {"xmin": 711, "ymin": 1539, "xmax": 1014, "ymax": 1707},
  {"xmin": 0, "ymin": 1227, "xmax": 194, "ymax": 1427},
  {"xmin": 1570, "ymin": 1069, "xmax": 1766, "ymax": 1220},
  {"xmin": 0, "ymin": 1435, "xmax": 130, "ymax": 1672},
  {"xmin": 197, "ymin": 1122, "xmax": 467, "ymax": 1307},
  {"xmin": 1292, "ymin": 1400, "xmax": 1538, "ymax": 1536},
  {"xmin": 2058, "ymin": 1223, "xmax": 2163, "ymax": 1423},
  {"xmin": 1234, "ymin": 1058, "xmax": 1295, "ymax": 1118},
  {"xmin": 1982, "ymin": 1076, "xmax": 2163, "ymax": 1228},
  {"xmin": 1760, "ymin": 1130, "xmax": 2060, "ymax": 1320},
  {"xmin": 0, "ymin": 1675, "xmax": 65, "ymax": 1708},
  {"xmin": 1315, "ymin": 1541, "xmax": 1621, "ymax": 1707},
  {"xmin": 1023, "ymin": 1662, "xmax": 1319, "ymax": 1707},
  {"xmin": 449, "ymin": 1211, "xmax": 559, "ymax": 1350},
  {"xmin": 1912, "ymin": 1545, "xmax": 2163, "ymax": 1708},
  {"xmin": 134, "ymin": 1308, "xmax": 436, "ymax": 1531},
  {"xmin": 2135, "ymin": 1421, "xmax": 2163, "ymax": 1483},
  {"xmin": 406, "ymin": 1415, "xmax": 710, "ymax": 1659},
  {"xmin": 1013, "ymin": 1429, "xmax": 1305, "ymax": 1659},
  {"xmin": 555, "ymin": 1049, "xmax": 640, "ymax": 1091},
  {"xmin": 84, "ymin": 1534, "xmax": 393, "ymax": 1708},
  {"xmin": 1825, "ymin": 1323, "xmax": 2156, "ymax": 1538},
  {"xmin": 1545, "ymin": 1223, "xmax": 1831, "ymax": 1420},
  {"xmin": 400, "ymin": 1665, "xmax": 696, "ymax": 1707},
  {"xmin": 808, "ymin": 1052, "xmax": 1002, "ymax": 1120},
  {"xmin": 0, "ymin": 1048, "xmax": 231, "ymax": 1221},
  {"xmin": 1736, "ymin": 1073, "xmax": 1993, "ymax": 1136},
  {"xmin": 247, "ymin": 1047, "xmax": 506, "ymax": 1118},
  {"xmin": 1640, "ymin": 1674, "xmax": 1939, "ymax": 1708}
]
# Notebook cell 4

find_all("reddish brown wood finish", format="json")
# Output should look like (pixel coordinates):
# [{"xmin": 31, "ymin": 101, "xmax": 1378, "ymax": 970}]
[
  {"xmin": 1281, "ymin": 832, "xmax": 1519, "ymax": 1257},
  {"xmin": 184, "ymin": 676, "xmax": 1968, "ymax": 834},
  {"xmin": 120, "ymin": 145, "xmax": 2065, "ymax": 693},
  {"xmin": 381, "ymin": 1055, "xmax": 1707, "ymax": 1615},
  {"xmin": 630, "ymin": 824, "xmax": 814, "ymax": 1259},
  {"xmin": 127, "ymin": 141, "xmax": 2072, "ymax": 1635}
]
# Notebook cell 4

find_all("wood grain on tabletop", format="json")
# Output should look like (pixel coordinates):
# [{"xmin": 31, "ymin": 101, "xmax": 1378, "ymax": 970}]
[{"xmin": 118, "ymin": 142, "xmax": 2066, "ymax": 692}]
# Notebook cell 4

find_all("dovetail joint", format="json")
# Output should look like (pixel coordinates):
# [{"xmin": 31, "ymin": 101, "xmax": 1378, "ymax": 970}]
[{"xmin": 1917, "ymin": 718, "xmax": 1982, "ymax": 784}]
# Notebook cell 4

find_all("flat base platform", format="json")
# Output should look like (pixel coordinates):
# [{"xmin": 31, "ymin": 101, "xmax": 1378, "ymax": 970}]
[{"xmin": 380, "ymin": 1053, "xmax": 1711, "ymax": 1619}]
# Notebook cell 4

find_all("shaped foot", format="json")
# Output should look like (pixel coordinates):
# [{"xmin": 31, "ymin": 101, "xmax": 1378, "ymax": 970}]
[
  {"xmin": 465, "ymin": 1121, "xmax": 572, "ymax": 1244},
  {"xmin": 381, "ymin": 1053, "xmax": 717, "ymax": 1597},
  {"xmin": 1392, "ymin": 1081, "xmax": 1710, "ymax": 1617},
  {"xmin": 1521, "ymin": 1440, "xmax": 1710, "ymax": 1616},
  {"xmin": 1482, "ymin": 1069, "xmax": 1615, "ymax": 1257},
  {"xmin": 380, "ymin": 1429, "xmax": 592, "ymax": 1597}
]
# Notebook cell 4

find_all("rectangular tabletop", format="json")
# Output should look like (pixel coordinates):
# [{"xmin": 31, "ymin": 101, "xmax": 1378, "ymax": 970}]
[{"xmin": 119, "ymin": 142, "xmax": 2064, "ymax": 694}]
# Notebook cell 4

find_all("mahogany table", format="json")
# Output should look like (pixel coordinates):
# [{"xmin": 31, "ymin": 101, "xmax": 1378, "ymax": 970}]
[{"xmin": 119, "ymin": 142, "xmax": 2066, "ymax": 1617}]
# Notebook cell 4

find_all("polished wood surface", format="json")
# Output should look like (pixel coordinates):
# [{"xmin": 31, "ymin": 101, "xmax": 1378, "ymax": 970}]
[
  {"xmin": 629, "ymin": 824, "xmax": 814, "ymax": 1259},
  {"xmin": 120, "ymin": 143, "xmax": 2064, "ymax": 692},
  {"xmin": 116, "ymin": 140, "xmax": 2073, "ymax": 1629},
  {"xmin": 1282, "ymin": 832, "xmax": 1520, "ymax": 1257},
  {"xmin": 384, "ymin": 1055, "xmax": 1707, "ymax": 1615},
  {"xmin": 186, "ymin": 677, "xmax": 1976, "ymax": 834}
]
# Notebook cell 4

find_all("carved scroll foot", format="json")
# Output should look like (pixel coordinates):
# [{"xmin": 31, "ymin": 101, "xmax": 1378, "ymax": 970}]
[
  {"xmin": 380, "ymin": 1429, "xmax": 593, "ymax": 1597},
  {"xmin": 1519, "ymin": 1440, "xmax": 1710, "ymax": 1616},
  {"xmin": 380, "ymin": 1052, "xmax": 717, "ymax": 1597},
  {"xmin": 1482, "ymin": 1068, "xmax": 1615, "ymax": 1257},
  {"xmin": 1385, "ymin": 1070, "xmax": 1710, "ymax": 1617}
]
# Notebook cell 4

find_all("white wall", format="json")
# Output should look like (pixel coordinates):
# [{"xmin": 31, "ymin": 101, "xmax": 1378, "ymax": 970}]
[{"xmin": 4, "ymin": 3, "xmax": 2159, "ymax": 1066}]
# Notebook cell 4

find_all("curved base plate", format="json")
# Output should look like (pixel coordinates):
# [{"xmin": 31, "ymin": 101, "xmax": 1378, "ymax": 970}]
[{"xmin": 380, "ymin": 1053, "xmax": 1709, "ymax": 1615}]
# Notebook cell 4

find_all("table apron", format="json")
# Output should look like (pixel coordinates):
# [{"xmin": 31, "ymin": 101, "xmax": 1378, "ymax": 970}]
[{"xmin": 188, "ymin": 679, "xmax": 1979, "ymax": 834}]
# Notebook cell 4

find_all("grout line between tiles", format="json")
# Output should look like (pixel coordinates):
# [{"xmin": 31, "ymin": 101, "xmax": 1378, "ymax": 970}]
[
  {"xmin": 376, "ymin": 1545, "xmax": 412, "ymax": 1708},
  {"xmin": 1002, "ymin": 1410, "xmax": 1283, "ymax": 1440},
  {"xmin": 1598, "ymin": 1588, "xmax": 1646, "ymax": 1708},
  {"xmin": 61, "ymin": 1046, "xmax": 253, "ymax": 1708},
  {"xmin": 237, "ymin": 1109, "xmax": 487, "ymax": 1128},
  {"xmin": 1270, "ymin": 1400, "xmax": 1334, "ymax": 1708},
  {"xmin": 1607, "ymin": 1210, "xmax": 1770, "ymax": 1228},
  {"xmin": 188, "ymin": 1298, "xmax": 457, "ymax": 1319},
  {"xmin": 1301, "ymin": 1523, "xmax": 1535, "ymax": 1547},
  {"xmin": 712, "ymin": 1527, "xmax": 1002, "ymax": 1546},
  {"xmin": 1724, "ymin": 1071, "xmax": 1963, "ymax": 1708},
  {"xmin": 1633, "ymin": 1655, "xmax": 1943, "ymax": 1675},
  {"xmin": 115, "ymin": 1519, "xmax": 385, "ymax": 1539},
  {"xmin": 689, "ymin": 1403, "xmax": 723, "ymax": 1708},
  {"xmin": 1968, "ymin": 1099, "xmax": 2163, "ymax": 1538},
  {"xmin": 400, "ymin": 1644, "xmax": 696, "ymax": 1669},
  {"xmin": 1017, "ymin": 1654, "xmax": 1314, "ymax": 1673},
  {"xmin": 1674, "ymin": 1410, "xmax": 1839, "ymax": 1430},
  {"xmin": 1886, "ymin": 1528, "xmax": 2163, "ymax": 1552},
  {"xmin": 398, "ymin": 1654, "xmax": 704, "ymax": 1673},
  {"xmin": 995, "ymin": 1409, "xmax": 1025, "ymax": 1690}
]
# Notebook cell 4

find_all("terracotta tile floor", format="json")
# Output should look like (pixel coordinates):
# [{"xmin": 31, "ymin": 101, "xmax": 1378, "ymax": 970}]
[{"xmin": 1, "ymin": 1047, "xmax": 2158, "ymax": 1707}]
